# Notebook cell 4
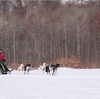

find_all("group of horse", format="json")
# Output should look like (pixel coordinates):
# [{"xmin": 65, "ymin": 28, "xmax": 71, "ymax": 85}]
[
  {"xmin": 39, "ymin": 63, "xmax": 60, "ymax": 75},
  {"xmin": 17, "ymin": 63, "xmax": 60, "ymax": 75}
]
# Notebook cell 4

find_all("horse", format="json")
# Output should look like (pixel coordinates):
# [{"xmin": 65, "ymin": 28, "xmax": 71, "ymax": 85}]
[{"xmin": 50, "ymin": 64, "xmax": 60, "ymax": 75}]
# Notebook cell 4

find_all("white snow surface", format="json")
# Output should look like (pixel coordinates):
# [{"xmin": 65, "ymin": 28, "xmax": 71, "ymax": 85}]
[{"xmin": 0, "ymin": 67, "xmax": 100, "ymax": 99}]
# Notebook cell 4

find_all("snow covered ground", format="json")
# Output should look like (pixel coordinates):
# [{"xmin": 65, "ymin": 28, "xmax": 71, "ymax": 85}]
[{"xmin": 0, "ymin": 67, "xmax": 100, "ymax": 99}]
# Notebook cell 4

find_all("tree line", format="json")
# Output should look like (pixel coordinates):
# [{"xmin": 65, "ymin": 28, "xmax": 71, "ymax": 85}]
[{"xmin": 0, "ymin": 0, "xmax": 100, "ymax": 68}]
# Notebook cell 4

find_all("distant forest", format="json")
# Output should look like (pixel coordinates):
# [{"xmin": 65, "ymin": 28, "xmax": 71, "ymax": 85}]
[{"xmin": 0, "ymin": 0, "xmax": 100, "ymax": 69}]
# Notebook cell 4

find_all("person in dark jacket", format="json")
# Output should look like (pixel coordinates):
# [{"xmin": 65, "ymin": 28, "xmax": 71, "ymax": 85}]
[{"xmin": 0, "ymin": 49, "xmax": 10, "ymax": 74}]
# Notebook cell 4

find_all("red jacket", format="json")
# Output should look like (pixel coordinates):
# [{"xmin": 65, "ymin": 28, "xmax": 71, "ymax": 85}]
[{"xmin": 0, "ymin": 52, "xmax": 5, "ymax": 61}]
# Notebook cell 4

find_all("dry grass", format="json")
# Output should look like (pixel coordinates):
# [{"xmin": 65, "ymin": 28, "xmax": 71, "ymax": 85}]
[{"xmin": 56, "ymin": 56, "xmax": 80, "ymax": 68}]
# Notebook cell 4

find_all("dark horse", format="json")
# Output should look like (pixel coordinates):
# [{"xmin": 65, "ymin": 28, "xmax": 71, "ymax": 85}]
[{"xmin": 50, "ymin": 64, "xmax": 60, "ymax": 75}]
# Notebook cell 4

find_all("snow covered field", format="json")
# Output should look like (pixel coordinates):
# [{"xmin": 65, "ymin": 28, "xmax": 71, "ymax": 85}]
[{"xmin": 0, "ymin": 68, "xmax": 100, "ymax": 99}]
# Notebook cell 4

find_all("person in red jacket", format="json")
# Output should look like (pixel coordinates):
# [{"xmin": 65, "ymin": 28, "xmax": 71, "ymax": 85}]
[
  {"xmin": 0, "ymin": 50, "xmax": 5, "ymax": 62},
  {"xmin": 0, "ymin": 49, "xmax": 10, "ymax": 74}
]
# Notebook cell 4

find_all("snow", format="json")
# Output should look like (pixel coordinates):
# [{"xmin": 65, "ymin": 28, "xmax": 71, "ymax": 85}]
[{"xmin": 0, "ymin": 68, "xmax": 100, "ymax": 99}]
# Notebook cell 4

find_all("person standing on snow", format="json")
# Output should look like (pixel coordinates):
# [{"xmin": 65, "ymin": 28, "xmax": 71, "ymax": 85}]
[{"xmin": 0, "ymin": 49, "xmax": 10, "ymax": 74}]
